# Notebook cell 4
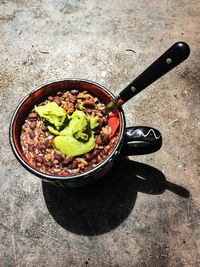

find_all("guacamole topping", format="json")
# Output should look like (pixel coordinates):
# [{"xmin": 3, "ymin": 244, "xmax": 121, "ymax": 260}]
[
  {"xmin": 35, "ymin": 102, "xmax": 66, "ymax": 130},
  {"xmin": 35, "ymin": 103, "xmax": 99, "ymax": 157},
  {"xmin": 79, "ymin": 102, "xmax": 85, "ymax": 111}
]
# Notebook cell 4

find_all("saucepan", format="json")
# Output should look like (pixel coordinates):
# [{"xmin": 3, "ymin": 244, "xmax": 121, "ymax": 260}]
[{"xmin": 9, "ymin": 42, "xmax": 190, "ymax": 188}]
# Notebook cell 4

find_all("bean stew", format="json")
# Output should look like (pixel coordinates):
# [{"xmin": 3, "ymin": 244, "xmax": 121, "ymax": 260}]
[{"xmin": 20, "ymin": 88, "xmax": 119, "ymax": 176}]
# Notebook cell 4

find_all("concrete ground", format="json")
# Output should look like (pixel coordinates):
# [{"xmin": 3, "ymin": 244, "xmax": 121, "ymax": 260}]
[{"xmin": 0, "ymin": 0, "xmax": 199, "ymax": 266}]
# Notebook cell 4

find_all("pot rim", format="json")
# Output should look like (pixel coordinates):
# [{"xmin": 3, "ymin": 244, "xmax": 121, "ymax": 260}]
[{"xmin": 9, "ymin": 78, "xmax": 126, "ymax": 182}]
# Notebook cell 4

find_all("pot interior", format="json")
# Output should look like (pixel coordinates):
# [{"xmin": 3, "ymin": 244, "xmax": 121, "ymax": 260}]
[{"xmin": 11, "ymin": 79, "xmax": 124, "ymax": 179}]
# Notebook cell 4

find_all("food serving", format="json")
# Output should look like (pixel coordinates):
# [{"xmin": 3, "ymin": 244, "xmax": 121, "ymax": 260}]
[
  {"xmin": 10, "ymin": 43, "xmax": 189, "ymax": 187},
  {"xmin": 20, "ymin": 88, "xmax": 119, "ymax": 176}
]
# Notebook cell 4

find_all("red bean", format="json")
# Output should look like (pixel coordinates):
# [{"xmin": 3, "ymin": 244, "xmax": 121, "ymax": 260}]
[
  {"xmin": 102, "ymin": 155, "xmax": 107, "ymax": 160},
  {"xmin": 84, "ymin": 166, "xmax": 90, "ymax": 172},
  {"xmin": 36, "ymin": 156, "xmax": 44, "ymax": 163},
  {"xmin": 30, "ymin": 121, "xmax": 36, "ymax": 129},
  {"xmin": 41, "ymin": 125, "xmax": 48, "ymax": 132},
  {"xmin": 29, "ymin": 131, "xmax": 35, "ymax": 139},
  {"xmin": 83, "ymin": 100, "xmax": 95, "ymax": 109},
  {"xmin": 105, "ymin": 114, "xmax": 109, "ymax": 121},
  {"xmin": 54, "ymin": 153, "xmax": 63, "ymax": 162},
  {"xmin": 95, "ymin": 129, "xmax": 101, "ymax": 135},
  {"xmin": 96, "ymin": 138, "xmax": 103, "ymax": 145},
  {"xmin": 38, "ymin": 144, "xmax": 46, "ymax": 150},
  {"xmin": 45, "ymin": 161, "xmax": 52, "ymax": 167},
  {"xmin": 70, "ymin": 96, "xmax": 77, "ymax": 103},
  {"xmin": 29, "ymin": 113, "xmax": 37, "ymax": 119},
  {"xmin": 91, "ymin": 158, "xmax": 97, "ymax": 164},
  {"xmin": 84, "ymin": 153, "xmax": 92, "ymax": 161},
  {"xmin": 62, "ymin": 158, "xmax": 73, "ymax": 167},
  {"xmin": 45, "ymin": 140, "xmax": 52, "ymax": 148},
  {"xmin": 48, "ymin": 96, "xmax": 53, "ymax": 101},
  {"xmin": 100, "ymin": 150, "xmax": 105, "ymax": 157},
  {"xmin": 71, "ymin": 89, "xmax": 79, "ymax": 95},
  {"xmin": 104, "ymin": 147, "xmax": 109, "ymax": 155},
  {"xmin": 93, "ymin": 149, "xmax": 100, "ymax": 157},
  {"xmin": 28, "ymin": 145, "xmax": 34, "ymax": 152},
  {"xmin": 54, "ymin": 97, "xmax": 61, "ymax": 106},
  {"xmin": 101, "ymin": 134, "xmax": 110, "ymax": 145},
  {"xmin": 85, "ymin": 109, "xmax": 92, "ymax": 115},
  {"xmin": 70, "ymin": 160, "xmax": 78, "ymax": 169},
  {"xmin": 98, "ymin": 118, "xmax": 103, "ymax": 128},
  {"xmin": 38, "ymin": 102, "xmax": 46, "ymax": 106},
  {"xmin": 57, "ymin": 91, "xmax": 63, "ymax": 96},
  {"xmin": 98, "ymin": 118, "xmax": 107, "ymax": 127},
  {"xmin": 96, "ymin": 111, "xmax": 103, "ymax": 118}
]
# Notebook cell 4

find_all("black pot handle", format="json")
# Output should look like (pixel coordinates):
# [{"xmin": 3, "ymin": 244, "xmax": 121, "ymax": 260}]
[
  {"xmin": 121, "ymin": 126, "xmax": 162, "ymax": 155},
  {"xmin": 119, "ymin": 42, "xmax": 190, "ymax": 103}
]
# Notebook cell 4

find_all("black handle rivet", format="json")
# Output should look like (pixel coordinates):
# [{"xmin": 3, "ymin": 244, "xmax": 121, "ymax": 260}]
[{"xmin": 166, "ymin": 58, "xmax": 173, "ymax": 64}]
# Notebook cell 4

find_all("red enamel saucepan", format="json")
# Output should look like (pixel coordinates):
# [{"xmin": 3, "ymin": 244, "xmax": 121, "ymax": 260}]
[{"xmin": 9, "ymin": 42, "xmax": 190, "ymax": 188}]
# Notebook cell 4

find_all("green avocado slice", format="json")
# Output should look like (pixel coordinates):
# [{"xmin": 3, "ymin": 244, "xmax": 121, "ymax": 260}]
[
  {"xmin": 35, "ymin": 102, "xmax": 66, "ymax": 130},
  {"xmin": 54, "ymin": 132, "xmax": 95, "ymax": 157}
]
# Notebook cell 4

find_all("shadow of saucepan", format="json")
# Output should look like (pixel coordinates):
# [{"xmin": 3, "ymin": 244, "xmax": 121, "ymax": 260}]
[{"xmin": 42, "ymin": 157, "xmax": 189, "ymax": 236}]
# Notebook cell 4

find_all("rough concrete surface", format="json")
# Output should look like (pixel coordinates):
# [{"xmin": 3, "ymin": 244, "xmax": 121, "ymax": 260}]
[{"xmin": 0, "ymin": 0, "xmax": 200, "ymax": 266}]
